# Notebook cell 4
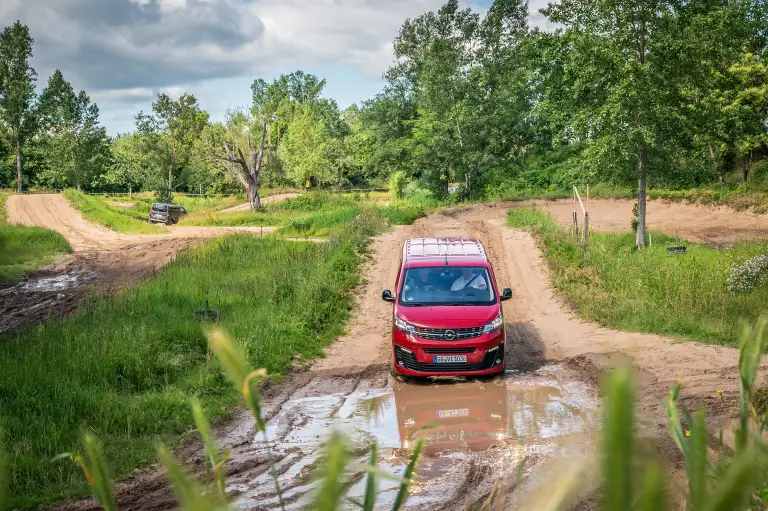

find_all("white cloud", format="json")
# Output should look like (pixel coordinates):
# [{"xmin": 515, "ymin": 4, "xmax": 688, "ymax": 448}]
[
  {"xmin": 90, "ymin": 88, "xmax": 155, "ymax": 103},
  {"xmin": 1, "ymin": 0, "xmax": 559, "ymax": 133},
  {"xmin": 165, "ymin": 86, "xmax": 186, "ymax": 100}
]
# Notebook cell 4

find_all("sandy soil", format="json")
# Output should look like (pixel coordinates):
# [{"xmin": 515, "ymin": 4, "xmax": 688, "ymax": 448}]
[
  {"xmin": 218, "ymin": 193, "xmax": 301, "ymax": 214},
  {"xmin": 49, "ymin": 203, "xmax": 764, "ymax": 510},
  {"xmin": 1, "ymin": 194, "xmax": 276, "ymax": 337},
  {"xmin": 535, "ymin": 198, "xmax": 768, "ymax": 244}
]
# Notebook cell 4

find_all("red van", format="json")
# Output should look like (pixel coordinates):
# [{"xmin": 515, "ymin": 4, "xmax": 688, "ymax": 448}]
[{"xmin": 382, "ymin": 238, "xmax": 512, "ymax": 378}]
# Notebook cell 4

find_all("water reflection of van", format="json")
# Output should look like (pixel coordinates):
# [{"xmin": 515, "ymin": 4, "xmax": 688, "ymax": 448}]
[{"xmin": 393, "ymin": 380, "xmax": 507, "ymax": 455}]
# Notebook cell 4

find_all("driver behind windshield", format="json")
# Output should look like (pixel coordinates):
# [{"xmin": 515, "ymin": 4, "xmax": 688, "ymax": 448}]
[
  {"xmin": 404, "ymin": 268, "xmax": 441, "ymax": 292},
  {"xmin": 451, "ymin": 268, "xmax": 487, "ymax": 291}
]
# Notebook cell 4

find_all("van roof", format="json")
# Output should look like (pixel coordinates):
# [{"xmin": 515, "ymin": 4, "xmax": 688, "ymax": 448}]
[{"xmin": 403, "ymin": 238, "xmax": 488, "ymax": 267}]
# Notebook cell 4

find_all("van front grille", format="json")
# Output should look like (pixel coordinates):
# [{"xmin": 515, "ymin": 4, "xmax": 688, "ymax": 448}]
[{"xmin": 413, "ymin": 327, "xmax": 483, "ymax": 341}]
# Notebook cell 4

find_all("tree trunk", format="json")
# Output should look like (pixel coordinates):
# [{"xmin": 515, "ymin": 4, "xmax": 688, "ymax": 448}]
[
  {"xmin": 636, "ymin": 147, "xmax": 647, "ymax": 249},
  {"xmin": 247, "ymin": 184, "xmax": 261, "ymax": 211},
  {"xmin": 129, "ymin": 183, "xmax": 133, "ymax": 199},
  {"xmin": 15, "ymin": 139, "xmax": 22, "ymax": 193},
  {"xmin": 168, "ymin": 165, "xmax": 173, "ymax": 191},
  {"xmin": 708, "ymin": 143, "xmax": 723, "ymax": 184},
  {"xmin": 247, "ymin": 121, "xmax": 268, "ymax": 211}
]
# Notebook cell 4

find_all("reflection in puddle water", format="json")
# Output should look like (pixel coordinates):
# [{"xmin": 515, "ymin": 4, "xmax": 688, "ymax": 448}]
[
  {"xmin": 363, "ymin": 365, "xmax": 596, "ymax": 457},
  {"xmin": 232, "ymin": 365, "xmax": 598, "ymax": 509}
]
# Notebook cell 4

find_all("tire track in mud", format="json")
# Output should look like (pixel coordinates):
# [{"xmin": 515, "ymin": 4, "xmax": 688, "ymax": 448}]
[{"xmin": 50, "ymin": 203, "xmax": 765, "ymax": 510}]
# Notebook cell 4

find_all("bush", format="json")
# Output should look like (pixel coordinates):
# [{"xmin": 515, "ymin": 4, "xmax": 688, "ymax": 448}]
[
  {"xmin": 381, "ymin": 205, "xmax": 425, "ymax": 226},
  {"xmin": 728, "ymin": 252, "xmax": 768, "ymax": 294},
  {"xmin": 388, "ymin": 171, "xmax": 407, "ymax": 201},
  {"xmin": 748, "ymin": 160, "xmax": 768, "ymax": 187}
]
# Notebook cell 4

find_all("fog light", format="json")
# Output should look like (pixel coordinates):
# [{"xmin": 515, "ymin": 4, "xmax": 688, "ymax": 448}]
[
  {"xmin": 495, "ymin": 358, "xmax": 502, "ymax": 365},
  {"xmin": 397, "ymin": 346, "xmax": 413, "ymax": 355},
  {"xmin": 398, "ymin": 360, "xmax": 405, "ymax": 366}
]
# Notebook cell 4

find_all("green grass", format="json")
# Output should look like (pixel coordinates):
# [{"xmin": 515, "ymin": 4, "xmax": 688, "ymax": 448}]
[
  {"xmin": 0, "ymin": 192, "xmax": 72, "ymax": 282},
  {"xmin": 507, "ymin": 206, "xmax": 768, "ymax": 345},
  {"xmin": 179, "ymin": 192, "xmax": 375, "ymax": 228},
  {"xmin": 63, "ymin": 190, "xmax": 165, "ymax": 234},
  {"xmin": 0, "ymin": 211, "xmax": 383, "ymax": 508},
  {"xmin": 276, "ymin": 205, "xmax": 425, "ymax": 238},
  {"xmin": 277, "ymin": 206, "xmax": 363, "ymax": 237}
]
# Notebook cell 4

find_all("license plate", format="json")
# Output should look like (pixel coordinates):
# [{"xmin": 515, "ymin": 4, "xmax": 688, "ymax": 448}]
[
  {"xmin": 433, "ymin": 355, "xmax": 467, "ymax": 363},
  {"xmin": 437, "ymin": 408, "xmax": 469, "ymax": 418}
]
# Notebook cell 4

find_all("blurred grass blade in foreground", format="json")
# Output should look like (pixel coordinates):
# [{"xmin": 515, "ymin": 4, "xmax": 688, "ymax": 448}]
[
  {"xmin": 314, "ymin": 431, "xmax": 349, "ymax": 511},
  {"xmin": 192, "ymin": 398, "xmax": 229, "ymax": 502},
  {"xmin": 603, "ymin": 366, "xmax": 634, "ymax": 511},
  {"xmin": 392, "ymin": 436, "xmax": 423, "ymax": 511},
  {"xmin": 205, "ymin": 328, "xmax": 284, "ymax": 510},
  {"xmin": 54, "ymin": 433, "xmax": 118, "ymax": 511},
  {"xmin": 737, "ymin": 316, "xmax": 767, "ymax": 452},
  {"xmin": 363, "ymin": 441, "xmax": 378, "ymax": 511},
  {"xmin": 157, "ymin": 445, "xmax": 225, "ymax": 511}
]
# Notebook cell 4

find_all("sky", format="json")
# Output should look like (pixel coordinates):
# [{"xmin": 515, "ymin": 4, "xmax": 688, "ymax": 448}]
[{"xmin": 0, "ymin": 0, "xmax": 557, "ymax": 135}]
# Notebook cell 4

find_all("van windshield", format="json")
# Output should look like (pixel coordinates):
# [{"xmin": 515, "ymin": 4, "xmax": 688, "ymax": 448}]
[
  {"xmin": 152, "ymin": 204, "xmax": 168, "ymax": 212},
  {"xmin": 400, "ymin": 267, "xmax": 495, "ymax": 306}
]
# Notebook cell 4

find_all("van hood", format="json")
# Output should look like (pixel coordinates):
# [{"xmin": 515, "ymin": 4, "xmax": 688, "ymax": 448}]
[{"xmin": 396, "ymin": 305, "xmax": 499, "ymax": 328}]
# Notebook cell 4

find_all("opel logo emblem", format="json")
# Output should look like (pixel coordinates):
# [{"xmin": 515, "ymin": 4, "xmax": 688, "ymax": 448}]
[{"xmin": 444, "ymin": 330, "xmax": 456, "ymax": 340}]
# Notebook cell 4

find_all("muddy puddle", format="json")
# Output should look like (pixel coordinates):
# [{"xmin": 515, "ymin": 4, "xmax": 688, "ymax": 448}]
[
  {"xmin": 229, "ymin": 364, "xmax": 599, "ymax": 510},
  {"xmin": 0, "ymin": 270, "xmax": 97, "ymax": 337},
  {"xmin": 0, "ymin": 270, "xmax": 96, "ymax": 295}
]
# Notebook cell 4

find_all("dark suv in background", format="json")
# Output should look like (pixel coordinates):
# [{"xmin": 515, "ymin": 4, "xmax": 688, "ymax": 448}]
[{"xmin": 149, "ymin": 203, "xmax": 187, "ymax": 225}]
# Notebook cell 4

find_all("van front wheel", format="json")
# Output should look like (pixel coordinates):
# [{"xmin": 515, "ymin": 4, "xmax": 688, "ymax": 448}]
[{"xmin": 390, "ymin": 361, "xmax": 411, "ymax": 383}]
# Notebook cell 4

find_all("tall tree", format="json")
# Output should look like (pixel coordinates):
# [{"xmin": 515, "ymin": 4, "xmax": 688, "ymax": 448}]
[
  {"xmin": 37, "ymin": 70, "xmax": 109, "ymax": 190},
  {"xmin": 0, "ymin": 21, "xmax": 38, "ymax": 192},
  {"xmin": 106, "ymin": 134, "xmax": 151, "ymax": 196},
  {"xmin": 135, "ymin": 93, "xmax": 209, "ymax": 197},
  {"xmin": 543, "ymin": 0, "xmax": 691, "ymax": 248},
  {"xmin": 203, "ymin": 111, "xmax": 269, "ymax": 210},
  {"xmin": 279, "ymin": 104, "xmax": 332, "ymax": 187}
]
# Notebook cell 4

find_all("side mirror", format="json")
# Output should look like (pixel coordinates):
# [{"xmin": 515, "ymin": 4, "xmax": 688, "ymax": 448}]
[
  {"xmin": 382, "ymin": 290, "xmax": 395, "ymax": 303},
  {"xmin": 500, "ymin": 288, "xmax": 513, "ymax": 302}
]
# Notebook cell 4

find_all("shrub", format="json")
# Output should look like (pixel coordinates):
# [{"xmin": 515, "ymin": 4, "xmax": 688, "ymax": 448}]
[
  {"xmin": 388, "ymin": 171, "xmax": 407, "ymax": 201},
  {"xmin": 748, "ymin": 160, "xmax": 768, "ymax": 187},
  {"xmin": 728, "ymin": 253, "xmax": 768, "ymax": 294}
]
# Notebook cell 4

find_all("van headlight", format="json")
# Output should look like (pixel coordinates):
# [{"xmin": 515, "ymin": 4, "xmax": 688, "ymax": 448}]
[
  {"xmin": 483, "ymin": 314, "xmax": 504, "ymax": 334},
  {"xmin": 395, "ymin": 316, "xmax": 415, "ymax": 334}
]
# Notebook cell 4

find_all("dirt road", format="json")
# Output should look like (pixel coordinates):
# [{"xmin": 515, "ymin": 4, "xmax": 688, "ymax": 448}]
[
  {"xmin": 537, "ymin": 198, "xmax": 768, "ymax": 244},
  {"xmin": 1, "ymin": 194, "xmax": 276, "ymax": 337},
  {"xmin": 54, "ymin": 203, "xmax": 760, "ymax": 510},
  {"xmin": 219, "ymin": 193, "xmax": 301, "ymax": 214}
]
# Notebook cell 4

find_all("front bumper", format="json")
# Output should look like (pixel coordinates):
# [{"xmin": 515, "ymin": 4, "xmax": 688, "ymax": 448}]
[{"xmin": 392, "ymin": 328, "xmax": 505, "ymax": 377}]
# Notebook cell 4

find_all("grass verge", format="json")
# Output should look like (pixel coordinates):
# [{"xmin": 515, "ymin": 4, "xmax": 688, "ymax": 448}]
[
  {"xmin": 63, "ymin": 190, "xmax": 165, "ymax": 234},
  {"xmin": 0, "ymin": 208, "xmax": 389, "ymax": 508},
  {"xmin": 0, "ymin": 192, "xmax": 72, "ymax": 282},
  {"xmin": 507, "ymin": 206, "xmax": 768, "ymax": 345}
]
